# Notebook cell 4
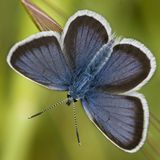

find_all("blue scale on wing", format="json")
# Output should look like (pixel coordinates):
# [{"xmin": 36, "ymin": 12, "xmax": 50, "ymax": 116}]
[
  {"xmin": 63, "ymin": 15, "xmax": 109, "ymax": 75},
  {"xmin": 10, "ymin": 36, "xmax": 71, "ymax": 90},
  {"xmin": 82, "ymin": 90, "xmax": 144, "ymax": 150},
  {"xmin": 93, "ymin": 43, "xmax": 151, "ymax": 92}
]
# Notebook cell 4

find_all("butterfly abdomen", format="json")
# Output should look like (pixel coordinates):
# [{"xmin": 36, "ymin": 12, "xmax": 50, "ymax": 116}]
[{"xmin": 86, "ymin": 39, "xmax": 115, "ymax": 77}]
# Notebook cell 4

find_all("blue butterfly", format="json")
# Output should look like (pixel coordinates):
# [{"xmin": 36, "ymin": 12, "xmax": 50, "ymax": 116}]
[{"xmin": 7, "ymin": 10, "xmax": 156, "ymax": 153}]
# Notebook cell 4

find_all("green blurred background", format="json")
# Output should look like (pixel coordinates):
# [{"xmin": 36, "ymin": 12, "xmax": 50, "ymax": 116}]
[{"xmin": 0, "ymin": 0, "xmax": 160, "ymax": 160}]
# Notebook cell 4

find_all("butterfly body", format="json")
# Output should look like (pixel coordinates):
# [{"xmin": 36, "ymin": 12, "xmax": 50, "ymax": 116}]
[{"xmin": 68, "ymin": 39, "xmax": 115, "ymax": 100}]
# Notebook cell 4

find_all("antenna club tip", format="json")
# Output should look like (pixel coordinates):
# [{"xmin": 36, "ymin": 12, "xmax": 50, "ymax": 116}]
[
  {"xmin": 28, "ymin": 111, "xmax": 44, "ymax": 119},
  {"xmin": 78, "ymin": 142, "xmax": 82, "ymax": 146},
  {"xmin": 28, "ymin": 116, "xmax": 33, "ymax": 119}
]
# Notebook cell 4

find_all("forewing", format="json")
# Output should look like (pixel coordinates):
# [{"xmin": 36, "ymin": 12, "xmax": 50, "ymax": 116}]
[
  {"xmin": 7, "ymin": 31, "xmax": 71, "ymax": 90},
  {"xmin": 82, "ymin": 90, "xmax": 148, "ymax": 152},
  {"xmin": 62, "ymin": 10, "xmax": 111, "ymax": 73},
  {"xmin": 21, "ymin": 0, "xmax": 63, "ymax": 32},
  {"xmin": 94, "ymin": 39, "xmax": 156, "ymax": 93}
]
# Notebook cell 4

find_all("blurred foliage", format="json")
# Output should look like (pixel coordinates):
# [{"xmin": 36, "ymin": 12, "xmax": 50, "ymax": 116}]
[{"xmin": 0, "ymin": 0, "xmax": 160, "ymax": 160}]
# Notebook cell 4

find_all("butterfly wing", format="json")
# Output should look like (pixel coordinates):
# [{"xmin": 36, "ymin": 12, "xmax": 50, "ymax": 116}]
[
  {"xmin": 82, "ymin": 90, "xmax": 148, "ymax": 153},
  {"xmin": 93, "ymin": 39, "xmax": 156, "ymax": 93},
  {"xmin": 7, "ymin": 31, "xmax": 71, "ymax": 90},
  {"xmin": 21, "ymin": 0, "xmax": 63, "ymax": 32},
  {"xmin": 62, "ymin": 10, "xmax": 111, "ymax": 74}
]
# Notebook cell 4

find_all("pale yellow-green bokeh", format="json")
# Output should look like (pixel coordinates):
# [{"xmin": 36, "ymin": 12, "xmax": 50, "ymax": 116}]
[{"xmin": 0, "ymin": 0, "xmax": 160, "ymax": 160}]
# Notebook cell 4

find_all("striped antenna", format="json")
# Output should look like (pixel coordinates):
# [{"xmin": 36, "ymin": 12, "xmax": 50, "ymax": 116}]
[
  {"xmin": 72, "ymin": 102, "xmax": 81, "ymax": 145},
  {"xmin": 28, "ymin": 99, "xmax": 67, "ymax": 119}
]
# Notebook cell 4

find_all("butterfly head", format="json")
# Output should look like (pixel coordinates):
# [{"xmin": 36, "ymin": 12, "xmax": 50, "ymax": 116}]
[{"xmin": 66, "ymin": 93, "xmax": 78, "ymax": 106}]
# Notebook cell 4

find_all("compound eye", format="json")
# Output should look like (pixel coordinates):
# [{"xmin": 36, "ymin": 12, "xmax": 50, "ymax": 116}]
[{"xmin": 67, "ymin": 94, "xmax": 71, "ymax": 98}]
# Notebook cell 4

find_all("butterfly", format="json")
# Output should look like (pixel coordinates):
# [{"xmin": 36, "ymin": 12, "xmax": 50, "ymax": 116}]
[{"xmin": 7, "ymin": 9, "xmax": 156, "ymax": 153}]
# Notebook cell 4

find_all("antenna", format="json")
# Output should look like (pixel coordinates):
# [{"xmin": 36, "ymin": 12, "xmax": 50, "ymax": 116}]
[
  {"xmin": 28, "ymin": 98, "xmax": 67, "ymax": 119},
  {"xmin": 72, "ymin": 102, "xmax": 81, "ymax": 145}
]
